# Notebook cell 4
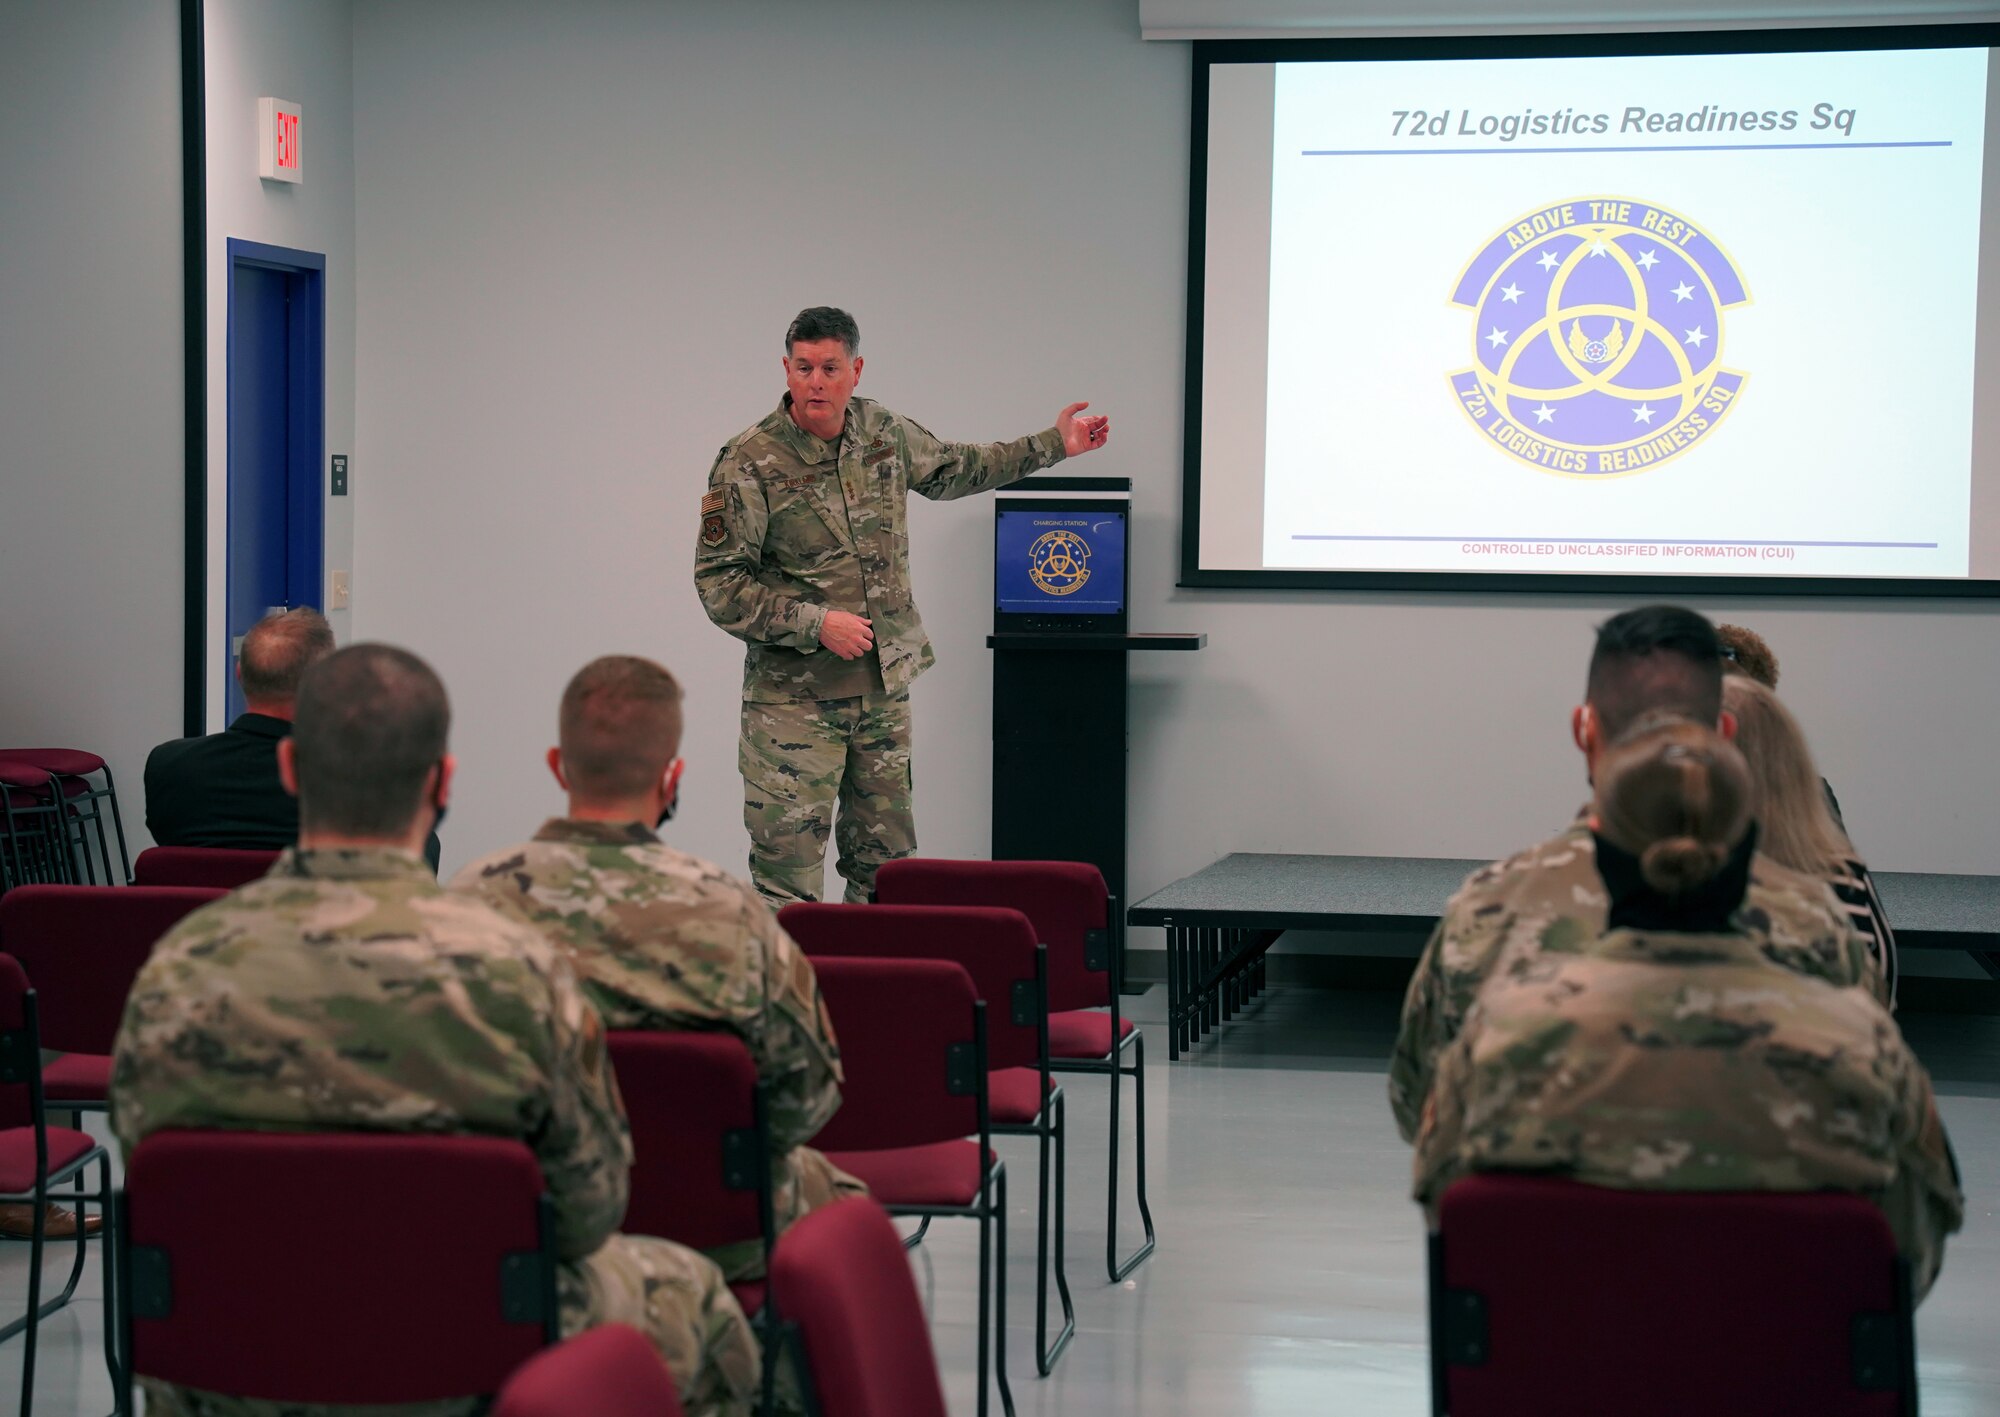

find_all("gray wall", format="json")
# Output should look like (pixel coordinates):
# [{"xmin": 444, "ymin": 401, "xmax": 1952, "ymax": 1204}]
[
  {"xmin": 0, "ymin": 0, "xmax": 185, "ymax": 858},
  {"xmin": 203, "ymin": 0, "xmax": 357, "ymax": 724},
  {"xmin": 345, "ymin": 1, "xmax": 2000, "ymax": 947}
]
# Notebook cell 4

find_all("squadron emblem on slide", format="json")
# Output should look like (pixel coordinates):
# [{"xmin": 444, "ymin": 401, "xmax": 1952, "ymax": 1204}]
[
  {"xmin": 1448, "ymin": 197, "xmax": 1750, "ymax": 477},
  {"xmin": 1027, "ymin": 528, "xmax": 1092, "ymax": 596}
]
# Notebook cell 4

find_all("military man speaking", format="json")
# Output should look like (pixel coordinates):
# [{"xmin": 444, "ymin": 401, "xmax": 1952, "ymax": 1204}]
[{"xmin": 695, "ymin": 307, "xmax": 1110, "ymax": 905}]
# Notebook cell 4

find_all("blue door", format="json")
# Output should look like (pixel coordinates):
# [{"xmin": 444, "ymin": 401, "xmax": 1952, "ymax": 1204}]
[{"xmin": 225, "ymin": 242, "xmax": 324, "ymax": 723}]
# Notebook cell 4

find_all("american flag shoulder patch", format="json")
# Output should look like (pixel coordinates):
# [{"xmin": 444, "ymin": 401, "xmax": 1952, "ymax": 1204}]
[{"xmin": 700, "ymin": 489, "xmax": 725, "ymax": 513}]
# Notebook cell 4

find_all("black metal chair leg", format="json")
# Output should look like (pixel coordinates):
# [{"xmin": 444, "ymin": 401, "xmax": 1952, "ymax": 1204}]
[
  {"xmin": 16, "ymin": 1181, "xmax": 47, "ymax": 1417},
  {"xmin": 901, "ymin": 1214, "xmax": 932, "ymax": 1251},
  {"xmin": 98, "ymin": 1155, "xmax": 123, "ymax": 1413},
  {"xmin": 1108, "ymin": 1032, "xmax": 1156, "ymax": 1282},
  {"xmin": 994, "ymin": 1165, "xmax": 1013, "ymax": 1417},
  {"xmin": 1033, "ymin": 1091, "xmax": 1075, "ymax": 1375}
]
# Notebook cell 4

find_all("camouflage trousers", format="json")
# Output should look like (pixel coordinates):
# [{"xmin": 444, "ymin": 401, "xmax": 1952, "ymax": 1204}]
[
  {"xmin": 133, "ymin": 1235, "xmax": 760, "ymax": 1417},
  {"xmin": 707, "ymin": 1143, "xmax": 870, "ymax": 1282},
  {"xmin": 563, "ymin": 1234, "xmax": 762, "ymax": 1417},
  {"xmin": 740, "ymin": 690, "xmax": 914, "ymax": 906}
]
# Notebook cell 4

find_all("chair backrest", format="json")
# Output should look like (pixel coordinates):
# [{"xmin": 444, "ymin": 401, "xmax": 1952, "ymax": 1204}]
[
  {"xmin": 874, "ymin": 858, "xmax": 1111, "ymax": 1011},
  {"xmin": 1432, "ymin": 1174, "xmax": 1914, "ymax": 1417},
  {"xmin": 0, "ymin": 884, "xmax": 226, "ymax": 1053},
  {"xmin": 805, "ymin": 956, "xmax": 984, "ymax": 1154},
  {"xmin": 0, "ymin": 952, "xmax": 38, "ymax": 1131},
  {"xmin": 608, "ymin": 1030, "xmax": 771, "ymax": 1255},
  {"xmin": 779, "ymin": 902, "xmax": 1042, "ymax": 1071},
  {"xmin": 770, "ymin": 1197, "xmax": 949, "ymax": 1417},
  {"xmin": 133, "ymin": 845, "xmax": 281, "ymax": 889},
  {"xmin": 493, "ymin": 1324, "xmax": 684, "ymax": 1417},
  {"xmin": 122, "ymin": 1129, "xmax": 558, "ymax": 1404}
]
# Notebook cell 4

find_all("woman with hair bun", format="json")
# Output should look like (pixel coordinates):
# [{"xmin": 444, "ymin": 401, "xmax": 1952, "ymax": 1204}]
[{"xmin": 1412, "ymin": 719, "xmax": 1962, "ymax": 1298}]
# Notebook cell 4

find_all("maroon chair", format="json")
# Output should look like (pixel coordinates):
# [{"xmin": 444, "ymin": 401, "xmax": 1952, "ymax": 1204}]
[
  {"xmin": 0, "ymin": 749, "xmax": 131, "ymax": 887},
  {"xmin": 120, "ymin": 1131, "xmax": 560, "ymax": 1409},
  {"xmin": 781, "ymin": 902, "xmax": 1072, "ymax": 1375},
  {"xmin": 770, "ymin": 1197, "xmax": 949, "ymax": 1417},
  {"xmin": 0, "ymin": 760, "xmax": 68, "ymax": 890},
  {"xmin": 607, "ymin": 1031, "xmax": 775, "ymax": 1318},
  {"xmin": 0, "ymin": 884, "xmax": 226, "ymax": 1107},
  {"xmin": 1430, "ymin": 1174, "xmax": 1918, "ymax": 1417},
  {"xmin": 874, "ymin": 858, "xmax": 1155, "ymax": 1280},
  {"xmin": 493, "ymin": 1324, "xmax": 684, "ymax": 1417},
  {"xmin": 133, "ymin": 845, "xmax": 281, "ymax": 889},
  {"xmin": 808, "ymin": 956, "xmax": 1008, "ymax": 1417},
  {"xmin": 0, "ymin": 953, "xmax": 118, "ymax": 1417}
]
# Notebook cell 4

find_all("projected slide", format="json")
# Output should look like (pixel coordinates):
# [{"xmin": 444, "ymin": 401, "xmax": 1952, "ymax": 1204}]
[{"xmin": 1193, "ymin": 40, "xmax": 2000, "ymax": 585}]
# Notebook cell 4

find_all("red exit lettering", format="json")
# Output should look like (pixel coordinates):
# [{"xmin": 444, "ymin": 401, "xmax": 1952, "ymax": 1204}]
[{"xmin": 276, "ymin": 112, "xmax": 299, "ymax": 169}]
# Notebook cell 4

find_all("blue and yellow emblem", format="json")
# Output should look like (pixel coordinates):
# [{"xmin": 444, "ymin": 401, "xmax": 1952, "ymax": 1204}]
[
  {"xmin": 1448, "ymin": 196, "xmax": 1751, "ymax": 477},
  {"xmin": 1027, "ymin": 528, "xmax": 1092, "ymax": 596}
]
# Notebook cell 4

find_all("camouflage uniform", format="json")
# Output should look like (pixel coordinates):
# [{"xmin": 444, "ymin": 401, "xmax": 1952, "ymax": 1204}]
[
  {"xmin": 694, "ymin": 394, "xmax": 1065, "ymax": 904},
  {"xmin": 1411, "ymin": 926, "xmax": 1964, "ymax": 1297},
  {"xmin": 451, "ymin": 819, "xmax": 864, "ymax": 1279},
  {"xmin": 1388, "ymin": 816, "xmax": 1887, "ymax": 1142},
  {"xmin": 108, "ymin": 848, "xmax": 760, "ymax": 1417}
]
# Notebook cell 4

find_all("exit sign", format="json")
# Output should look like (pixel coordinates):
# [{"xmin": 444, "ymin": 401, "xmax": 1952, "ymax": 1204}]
[{"xmin": 258, "ymin": 98, "xmax": 301, "ymax": 183}]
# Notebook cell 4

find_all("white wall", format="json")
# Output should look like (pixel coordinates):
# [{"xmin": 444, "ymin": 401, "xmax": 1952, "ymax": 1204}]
[
  {"xmin": 0, "ymin": 0, "xmax": 184, "ymax": 859},
  {"xmin": 351, "ymin": 0, "xmax": 2000, "ymax": 937},
  {"xmin": 204, "ymin": 0, "xmax": 356, "ymax": 726}
]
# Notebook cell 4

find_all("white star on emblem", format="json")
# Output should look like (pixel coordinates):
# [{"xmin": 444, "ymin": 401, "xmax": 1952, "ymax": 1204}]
[
  {"xmin": 1588, "ymin": 236, "xmax": 1613, "ymax": 257},
  {"xmin": 1500, "ymin": 282, "xmax": 1523, "ymax": 303},
  {"xmin": 1537, "ymin": 249, "xmax": 1560, "ymax": 271},
  {"xmin": 1485, "ymin": 327, "xmax": 1509, "ymax": 349},
  {"xmin": 1684, "ymin": 326, "xmax": 1709, "ymax": 348},
  {"xmin": 1637, "ymin": 249, "xmax": 1660, "ymax": 270},
  {"xmin": 1533, "ymin": 404, "xmax": 1556, "ymax": 424},
  {"xmin": 1633, "ymin": 404, "xmax": 1657, "ymax": 425},
  {"xmin": 1672, "ymin": 281, "xmax": 1695, "ymax": 302}
]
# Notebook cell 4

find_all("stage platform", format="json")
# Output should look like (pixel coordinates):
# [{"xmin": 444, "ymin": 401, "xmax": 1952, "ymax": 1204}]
[{"xmin": 1127, "ymin": 853, "xmax": 2000, "ymax": 1060}]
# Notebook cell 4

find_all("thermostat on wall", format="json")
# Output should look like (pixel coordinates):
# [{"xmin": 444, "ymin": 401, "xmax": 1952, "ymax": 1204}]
[{"xmin": 258, "ymin": 98, "xmax": 301, "ymax": 184}]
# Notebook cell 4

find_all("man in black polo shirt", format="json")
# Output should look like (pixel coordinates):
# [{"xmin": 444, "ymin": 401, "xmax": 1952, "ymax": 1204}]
[
  {"xmin": 146, "ymin": 611, "xmax": 444, "ymax": 871},
  {"xmin": 145, "ymin": 609, "xmax": 337, "ymax": 850}
]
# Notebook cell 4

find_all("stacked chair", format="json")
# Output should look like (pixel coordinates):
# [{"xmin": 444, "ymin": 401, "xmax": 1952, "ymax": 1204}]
[
  {"xmin": 804, "ymin": 954, "xmax": 1009, "ymax": 1417},
  {"xmin": 0, "ymin": 761, "xmax": 69, "ymax": 892},
  {"xmin": 0, "ymin": 750, "xmax": 132, "ymax": 890},
  {"xmin": 0, "ymin": 952, "xmax": 119, "ymax": 1417},
  {"xmin": 1429, "ymin": 1174, "xmax": 1919, "ymax": 1416},
  {"xmin": 782, "ymin": 902, "xmax": 1074, "ymax": 1377},
  {"xmin": 874, "ymin": 858, "xmax": 1156, "ymax": 1280},
  {"xmin": 119, "ymin": 1132, "xmax": 561, "ymax": 1410}
]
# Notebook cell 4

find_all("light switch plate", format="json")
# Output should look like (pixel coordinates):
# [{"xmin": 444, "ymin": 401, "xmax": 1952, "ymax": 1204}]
[{"xmin": 330, "ymin": 570, "xmax": 350, "ymax": 610}]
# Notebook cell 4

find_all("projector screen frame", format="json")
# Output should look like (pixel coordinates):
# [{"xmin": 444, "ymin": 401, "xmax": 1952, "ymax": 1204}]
[{"xmin": 1180, "ymin": 22, "xmax": 2000, "ymax": 599}]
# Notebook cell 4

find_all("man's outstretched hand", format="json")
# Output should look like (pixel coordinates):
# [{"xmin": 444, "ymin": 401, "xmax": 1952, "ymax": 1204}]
[
  {"xmin": 1058, "ymin": 402, "xmax": 1111, "ymax": 457},
  {"xmin": 819, "ymin": 610, "xmax": 875, "ymax": 660}
]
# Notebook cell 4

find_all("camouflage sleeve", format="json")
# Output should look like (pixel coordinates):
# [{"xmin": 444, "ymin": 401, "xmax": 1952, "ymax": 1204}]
[
  {"xmin": 1879, "ymin": 1047, "xmax": 1966, "ymax": 1300},
  {"xmin": 692, "ymin": 451, "xmax": 828, "ymax": 649},
  {"xmin": 747, "ymin": 894, "xmax": 844, "ymax": 1151},
  {"xmin": 901, "ymin": 416, "xmax": 1066, "ymax": 502},
  {"xmin": 1408, "ymin": 1028, "xmax": 1473, "ymax": 1211},
  {"xmin": 1388, "ymin": 918, "xmax": 1452, "ymax": 1143},
  {"xmin": 532, "ymin": 948, "xmax": 636, "ymax": 1262}
]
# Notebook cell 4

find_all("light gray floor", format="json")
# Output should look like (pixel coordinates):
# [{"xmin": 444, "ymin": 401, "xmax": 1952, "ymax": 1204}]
[{"xmin": 6, "ymin": 984, "xmax": 1999, "ymax": 1416}]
